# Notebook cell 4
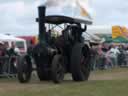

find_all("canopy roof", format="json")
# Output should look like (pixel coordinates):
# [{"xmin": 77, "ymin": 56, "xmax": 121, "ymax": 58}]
[{"xmin": 36, "ymin": 15, "xmax": 92, "ymax": 25}]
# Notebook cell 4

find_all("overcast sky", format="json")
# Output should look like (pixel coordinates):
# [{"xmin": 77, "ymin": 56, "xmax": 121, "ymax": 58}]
[{"xmin": 0, "ymin": 0, "xmax": 128, "ymax": 36}]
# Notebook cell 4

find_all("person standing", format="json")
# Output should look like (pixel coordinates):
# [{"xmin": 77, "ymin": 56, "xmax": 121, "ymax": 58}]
[
  {"xmin": 107, "ymin": 45, "xmax": 120, "ymax": 67},
  {"xmin": 8, "ymin": 42, "xmax": 20, "ymax": 74},
  {"xmin": 90, "ymin": 45, "xmax": 98, "ymax": 70},
  {"xmin": 8, "ymin": 42, "xmax": 20, "ymax": 56},
  {"xmin": 0, "ymin": 41, "xmax": 6, "ymax": 74}
]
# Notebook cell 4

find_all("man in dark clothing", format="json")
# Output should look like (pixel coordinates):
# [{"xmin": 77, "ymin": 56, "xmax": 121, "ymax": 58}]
[
  {"xmin": 0, "ymin": 41, "xmax": 6, "ymax": 56},
  {"xmin": 7, "ymin": 42, "xmax": 19, "ymax": 74},
  {"xmin": 0, "ymin": 41, "xmax": 8, "ymax": 74}
]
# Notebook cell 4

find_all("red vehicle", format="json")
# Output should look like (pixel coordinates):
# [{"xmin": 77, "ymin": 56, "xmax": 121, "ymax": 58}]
[{"xmin": 18, "ymin": 36, "xmax": 38, "ymax": 46}]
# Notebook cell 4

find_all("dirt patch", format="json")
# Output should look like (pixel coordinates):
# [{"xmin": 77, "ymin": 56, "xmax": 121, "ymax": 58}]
[{"xmin": 89, "ymin": 70, "xmax": 128, "ymax": 80}]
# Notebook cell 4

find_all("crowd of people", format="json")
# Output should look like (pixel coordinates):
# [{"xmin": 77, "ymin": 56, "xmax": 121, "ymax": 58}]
[
  {"xmin": 0, "ymin": 41, "xmax": 20, "ymax": 75},
  {"xmin": 90, "ymin": 43, "xmax": 128, "ymax": 70}
]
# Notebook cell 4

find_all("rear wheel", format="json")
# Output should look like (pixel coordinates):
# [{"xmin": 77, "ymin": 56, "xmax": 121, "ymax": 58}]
[
  {"xmin": 17, "ymin": 55, "xmax": 32, "ymax": 83},
  {"xmin": 71, "ymin": 43, "xmax": 91, "ymax": 81},
  {"xmin": 51, "ymin": 55, "xmax": 65, "ymax": 83}
]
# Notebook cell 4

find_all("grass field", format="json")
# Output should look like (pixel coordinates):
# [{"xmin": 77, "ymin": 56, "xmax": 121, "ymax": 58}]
[{"xmin": 0, "ymin": 68, "xmax": 128, "ymax": 96}]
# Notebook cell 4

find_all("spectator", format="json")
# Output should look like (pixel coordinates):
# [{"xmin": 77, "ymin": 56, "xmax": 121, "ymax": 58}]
[
  {"xmin": 0, "ymin": 41, "xmax": 6, "ymax": 74},
  {"xmin": 107, "ymin": 45, "xmax": 120, "ymax": 67},
  {"xmin": 0, "ymin": 41, "xmax": 5, "ymax": 56},
  {"xmin": 4, "ymin": 42, "xmax": 10, "ymax": 55},
  {"xmin": 97, "ymin": 44, "xmax": 106, "ymax": 69},
  {"xmin": 8, "ymin": 42, "xmax": 20, "ymax": 74},
  {"xmin": 96, "ymin": 44, "xmax": 113, "ymax": 70},
  {"xmin": 8, "ymin": 42, "xmax": 20, "ymax": 56},
  {"xmin": 27, "ymin": 40, "xmax": 34, "ymax": 55},
  {"xmin": 118, "ymin": 45, "xmax": 128, "ymax": 66},
  {"xmin": 90, "ymin": 45, "xmax": 98, "ymax": 70},
  {"xmin": 101, "ymin": 44, "xmax": 113, "ymax": 69}
]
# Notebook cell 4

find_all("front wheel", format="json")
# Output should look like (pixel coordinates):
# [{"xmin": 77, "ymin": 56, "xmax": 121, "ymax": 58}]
[
  {"xmin": 17, "ymin": 55, "xmax": 32, "ymax": 83},
  {"xmin": 51, "ymin": 55, "xmax": 65, "ymax": 83}
]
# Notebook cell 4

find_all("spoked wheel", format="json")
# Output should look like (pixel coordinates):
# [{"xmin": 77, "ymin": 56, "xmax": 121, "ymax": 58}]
[
  {"xmin": 51, "ymin": 55, "xmax": 65, "ymax": 83},
  {"xmin": 71, "ymin": 43, "xmax": 91, "ymax": 81},
  {"xmin": 17, "ymin": 55, "xmax": 32, "ymax": 83}
]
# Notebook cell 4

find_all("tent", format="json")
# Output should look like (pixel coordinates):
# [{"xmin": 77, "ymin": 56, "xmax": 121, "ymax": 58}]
[
  {"xmin": 86, "ymin": 25, "xmax": 128, "ymax": 43},
  {"xmin": 82, "ymin": 32, "xmax": 104, "ymax": 43},
  {"xmin": 0, "ymin": 34, "xmax": 25, "ymax": 42},
  {"xmin": 112, "ymin": 37, "xmax": 128, "ymax": 43}
]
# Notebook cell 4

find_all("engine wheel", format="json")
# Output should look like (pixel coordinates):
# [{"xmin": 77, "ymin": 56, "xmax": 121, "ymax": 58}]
[
  {"xmin": 17, "ymin": 55, "xmax": 32, "ymax": 83},
  {"xmin": 51, "ymin": 55, "xmax": 65, "ymax": 83},
  {"xmin": 71, "ymin": 43, "xmax": 91, "ymax": 81}
]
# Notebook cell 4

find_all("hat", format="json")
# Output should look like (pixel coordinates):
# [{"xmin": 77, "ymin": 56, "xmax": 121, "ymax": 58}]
[{"xmin": 0, "ymin": 41, "xmax": 4, "ymax": 45}]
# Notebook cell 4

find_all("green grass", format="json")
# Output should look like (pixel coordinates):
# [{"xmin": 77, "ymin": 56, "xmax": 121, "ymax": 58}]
[
  {"xmin": 0, "ymin": 80, "xmax": 128, "ymax": 96},
  {"xmin": 94, "ymin": 67, "xmax": 128, "ymax": 74},
  {"xmin": 0, "ymin": 68, "xmax": 128, "ymax": 96}
]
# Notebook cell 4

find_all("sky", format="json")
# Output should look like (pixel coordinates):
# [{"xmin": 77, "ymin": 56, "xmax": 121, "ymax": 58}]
[{"xmin": 0, "ymin": 0, "xmax": 128, "ymax": 36}]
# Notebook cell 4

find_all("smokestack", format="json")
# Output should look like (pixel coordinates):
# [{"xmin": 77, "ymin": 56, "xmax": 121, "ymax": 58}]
[{"xmin": 38, "ymin": 5, "xmax": 46, "ymax": 44}]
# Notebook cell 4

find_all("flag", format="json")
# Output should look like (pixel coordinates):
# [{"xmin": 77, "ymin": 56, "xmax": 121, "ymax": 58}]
[
  {"xmin": 79, "ymin": 4, "xmax": 92, "ymax": 19},
  {"xmin": 112, "ymin": 26, "xmax": 128, "ymax": 39},
  {"xmin": 76, "ymin": 0, "xmax": 92, "ymax": 19},
  {"xmin": 112, "ymin": 26, "xmax": 122, "ymax": 39},
  {"xmin": 121, "ymin": 27, "xmax": 128, "ymax": 38}
]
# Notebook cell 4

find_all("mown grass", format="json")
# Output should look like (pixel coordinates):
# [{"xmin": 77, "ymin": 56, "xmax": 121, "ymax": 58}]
[
  {"xmin": 94, "ymin": 67, "xmax": 128, "ymax": 74},
  {"xmin": 0, "ymin": 68, "xmax": 128, "ymax": 96}
]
